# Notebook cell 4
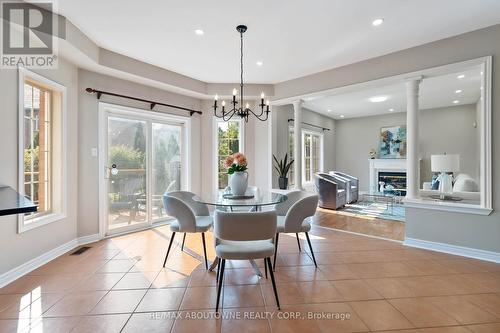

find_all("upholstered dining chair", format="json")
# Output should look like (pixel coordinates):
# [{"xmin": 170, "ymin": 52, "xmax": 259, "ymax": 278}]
[
  {"xmin": 213, "ymin": 210, "xmax": 280, "ymax": 312},
  {"xmin": 162, "ymin": 191, "xmax": 213, "ymax": 269},
  {"xmin": 273, "ymin": 194, "xmax": 319, "ymax": 270},
  {"xmin": 274, "ymin": 190, "xmax": 305, "ymax": 250}
]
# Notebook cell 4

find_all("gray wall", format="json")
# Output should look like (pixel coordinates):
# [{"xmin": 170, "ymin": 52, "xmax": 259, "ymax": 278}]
[
  {"xmin": 272, "ymin": 105, "xmax": 335, "ymax": 188},
  {"xmin": 334, "ymin": 104, "xmax": 479, "ymax": 192},
  {"xmin": 0, "ymin": 59, "xmax": 79, "ymax": 274}
]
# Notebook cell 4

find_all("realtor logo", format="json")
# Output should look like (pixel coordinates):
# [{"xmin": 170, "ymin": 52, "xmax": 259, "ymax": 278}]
[{"xmin": 1, "ymin": 0, "xmax": 58, "ymax": 68}]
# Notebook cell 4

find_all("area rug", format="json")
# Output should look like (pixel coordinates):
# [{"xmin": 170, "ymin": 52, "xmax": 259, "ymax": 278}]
[{"xmin": 338, "ymin": 201, "xmax": 405, "ymax": 222}]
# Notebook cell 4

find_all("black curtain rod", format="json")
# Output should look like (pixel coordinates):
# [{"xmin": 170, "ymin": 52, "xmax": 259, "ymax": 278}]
[
  {"xmin": 85, "ymin": 88, "xmax": 202, "ymax": 116},
  {"xmin": 287, "ymin": 118, "xmax": 330, "ymax": 131}
]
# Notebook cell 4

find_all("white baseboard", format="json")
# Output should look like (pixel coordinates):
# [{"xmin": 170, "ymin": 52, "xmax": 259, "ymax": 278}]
[
  {"xmin": 404, "ymin": 237, "xmax": 500, "ymax": 263},
  {"xmin": 0, "ymin": 234, "xmax": 101, "ymax": 288}
]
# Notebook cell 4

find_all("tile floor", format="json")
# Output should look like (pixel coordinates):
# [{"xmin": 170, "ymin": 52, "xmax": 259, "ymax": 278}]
[{"xmin": 0, "ymin": 217, "xmax": 499, "ymax": 332}]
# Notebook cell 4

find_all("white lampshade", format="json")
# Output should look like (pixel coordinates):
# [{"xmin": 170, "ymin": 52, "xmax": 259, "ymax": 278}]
[{"xmin": 431, "ymin": 154, "xmax": 460, "ymax": 172}]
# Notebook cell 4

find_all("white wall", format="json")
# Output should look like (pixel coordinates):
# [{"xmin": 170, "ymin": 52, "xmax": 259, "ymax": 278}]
[
  {"xmin": 334, "ymin": 104, "xmax": 479, "ymax": 192},
  {"xmin": 0, "ymin": 59, "xmax": 79, "ymax": 274}
]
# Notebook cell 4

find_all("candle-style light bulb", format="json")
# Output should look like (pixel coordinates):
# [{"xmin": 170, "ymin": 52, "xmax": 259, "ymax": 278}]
[
  {"xmin": 246, "ymin": 103, "xmax": 250, "ymax": 109},
  {"xmin": 266, "ymin": 100, "xmax": 270, "ymax": 106},
  {"xmin": 222, "ymin": 100, "xmax": 226, "ymax": 107},
  {"xmin": 232, "ymin": 88, "xmax": 237, "ymax": 96},
  {"xmin": 214, "ymin": 94, "xmax": 218, "ymax": 101},
  {"xmin": 260, "ymin": 92, "xmax": 265, "ymax": 99}
]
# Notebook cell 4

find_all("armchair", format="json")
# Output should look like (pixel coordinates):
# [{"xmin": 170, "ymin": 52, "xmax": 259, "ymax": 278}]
[
  {"xmin": 314, "ymin": 173, "xmax": 346, "ymax": 210},
  {"xmin": 331, "ymin": 171, "xmax": 359, "ymax": 203}
]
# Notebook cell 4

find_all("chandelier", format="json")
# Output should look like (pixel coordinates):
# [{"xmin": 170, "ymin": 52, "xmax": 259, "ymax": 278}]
[{"xmin": 213, "ymin": 25, "xmax": 270, "ymax": 122}]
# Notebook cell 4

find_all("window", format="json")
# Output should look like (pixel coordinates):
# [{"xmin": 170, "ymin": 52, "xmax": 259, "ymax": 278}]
[
  {"xmin": 216, "ymin": 119, "xmax": 244, "ymax": 189},
  {"xmin": 302, "ymin": 131, "xmax": 323, "ymax": 183},
  {"xmin": 19, "ymin": 69, "xmax": 66, "ymax": 232}
]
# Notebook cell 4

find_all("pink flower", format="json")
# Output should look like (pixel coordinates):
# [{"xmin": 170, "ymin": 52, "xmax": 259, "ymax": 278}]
[
  {"xmin": 224, "ymin": 155, "xmax": 235, "ymax": 168},
  {"xmin": 234, "ymin": 153, "xmax": 247, "ymax": 166}
]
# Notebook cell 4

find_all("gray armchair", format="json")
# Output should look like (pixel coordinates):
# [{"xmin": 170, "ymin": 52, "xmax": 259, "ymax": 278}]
[
  {"xmin": 314, "ymin": 173, "xmax": 346, "ymax": 210},
  {"xmin": 331, "ymin": 171, "xmax": 359, "ymax": 203}
]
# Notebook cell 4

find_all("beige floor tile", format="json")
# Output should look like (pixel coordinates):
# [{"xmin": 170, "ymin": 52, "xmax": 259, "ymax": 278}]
[
  {"xmin": 112, "ymin": 271, "xmax": 158, "ymax": 290},
  {"xmin": 75, "ymin": 273, "xmax": 125, "ymax": 291},
  {"xmin": 28, "ymin": 316, "xmax": 82, "ymax": 332},
  {"xmin": 389, "ymin": 297, "xmax": 459, "ymax": 327},
  {"xmin": 220, "ymin": 307, "xmax": 271, "ymax": 333},
  {"xmin": 467, "ymin": 323, "xmax": 500, "ymax": 333},
  {"xmin": 180, "ymin": 286, "xmax": 217, "ymax": 310},
  {"xmin": 0, "ymin": 292, "xmax": 63, "ymax": 319},
  {"xmin": 151, "ymin": 269, "xmax": 190, "ymax": 288},
  {"xmin": 43, "ymin": 290, "xmax": 107, "ymax": 317},
  {"xmin": 364, "ymin": 277, "xmax": 416, "ymax": 298},
  {"xmin": 332, "ymin": 280, "xmax": 382, "ymax": 301},
  {"xmin": 428, "ymin": 295, "xmax": 499, "ymax": 324},
  {"xmin": 349, "ymin": 300, "xmax": 414, "ymax": 331},
  {"xmin": 90, "ymin": 289, "xmax": 146, "ymax": 314},
  {"xmin": 96, "ymin": 259, "xmax": 136, "ymax": 273},
  {"xmin": 122, "ymin": 311, "xmax": 175, "ymax": 333},
  {"xmin": 462, "ymin": 293, "xmax": 500, "ymax": 317},
  {"xmin": 188, "ymin": 269, "xmax": 218, "ymax": 287},
  {"xmin": 306, "ymin": 302, "xmax": 369, "ymax": 332},
  {"xmin": 318, "ymin": 264, "xmax": 359, "ymax": 280},
  {"xmin": 268, "ymin": 304, "xmax": 322, "ymax": 333},
  {"xmin": 72, "ymin": 313, "xmax": 130, "ymax": 333},
  {"xmin": 172, "ymin": 310, "xmax": 221, "ymax": 333},
  {"xmin": 221, "ymin": 285, "xmax": 265, "ymax": 308},
  {"xmin": 135, "ymin": 288, "xmax": 185, "ymax": 312},
  {"xmin": 224, "ymin": 268, "xmax": 262, "ymax": 285},
  {"xmin": 261, "ymin": 282, "xmax": 306, "ymax": 306}
]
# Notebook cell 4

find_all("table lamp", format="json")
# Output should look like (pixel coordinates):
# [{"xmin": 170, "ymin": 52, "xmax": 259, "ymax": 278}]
[{"xmin": 431, "ymin": 154, "xmax": 460, "ymax": 200}]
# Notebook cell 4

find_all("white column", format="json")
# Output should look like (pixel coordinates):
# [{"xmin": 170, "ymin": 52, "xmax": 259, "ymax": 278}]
[
  {"xmin": 292, "ymin": 100, "xmax": 303, "ymax": 190},
  {"xmin": 405, "ymin": 77, "xmax": 422, "ymax": 199}
]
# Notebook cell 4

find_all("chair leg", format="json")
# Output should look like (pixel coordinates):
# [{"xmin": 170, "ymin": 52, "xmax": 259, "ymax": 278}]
[
  {"xmin": 273, "ymin": 233, "xmax": 279, "ymax": 271},
  {"xmin": 181, "ymin": 233, "xmax": 186, "ymax": 251},
  {"xmin": 162, "ymin": 232, "xmax": 176, "ymax": 267},
  {"xmin": 266, "ymin": 257, "xmax": 280, "ymax": 310},
  {"xmin": 305, "ymin": 232, "xmax": 317, "ymax": 268},
  {"xmin": 201, "ymin": 233, "xmax": 208, "ymax": 270},
  {"xmin": 264, "ymin": 259, "xmax": 268, "ymax": 279},
  {"xmin": 216, "ymin": 257, "xmax": 220, "ymax": 283},
  {"xmin": 215, "ymin": 258, "xmax": 226, "ymax": 312},
  {"xmin": 295, "ymin": 233, "xmax": 302, "ymax": 252}
]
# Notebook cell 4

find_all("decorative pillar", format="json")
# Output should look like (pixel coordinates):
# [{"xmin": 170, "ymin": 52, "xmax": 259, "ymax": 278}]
[
  {"xmin": 292, "ymin": 100, "xmax": 304, "ymax": 190},
  {"xmin": 405, "ymin": 77, "xmax": 422, "ymax": 199}
]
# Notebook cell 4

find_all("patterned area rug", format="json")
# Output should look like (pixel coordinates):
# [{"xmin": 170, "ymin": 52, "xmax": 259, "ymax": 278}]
[{"xmin": 338, "ymin": 201, "xmax": 405, "ymax": 222}]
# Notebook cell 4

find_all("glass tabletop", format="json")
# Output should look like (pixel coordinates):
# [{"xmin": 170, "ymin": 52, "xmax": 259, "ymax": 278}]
[{"xmin": 193, "ymin": 190, "xmax": 287, "ymax": 207}]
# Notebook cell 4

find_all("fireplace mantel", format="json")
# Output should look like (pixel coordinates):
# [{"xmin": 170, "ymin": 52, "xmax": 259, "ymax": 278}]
[{"xmin": 369, "ymin": 159, "xmax": 407, "ymax": 193}]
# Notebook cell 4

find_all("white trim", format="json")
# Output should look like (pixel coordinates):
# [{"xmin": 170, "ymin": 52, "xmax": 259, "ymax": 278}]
[
  {"xmin": 404, "ymin": 237, "xmax": 500, "ymax": 263},
  {"xmin": 0, "ymin": 234, "xmax": 101, "ymax": 288},
  {"xmin": 403, "ymin": 198, "xmax": 492, "ymax": 216},
  {"xmin": 17, "ymin": 68, "xmax": 68, "ymax": 233}
]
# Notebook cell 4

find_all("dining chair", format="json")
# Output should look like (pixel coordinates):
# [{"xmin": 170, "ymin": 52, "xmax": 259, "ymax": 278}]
[
  {"xmin": 274, "ymin": 190, "xmax": 306, "ymax": 251},
  {"xmin": 273, "ymin": 194, "xmax": 319, "ymax": 270},
  {"xmin": 213, "ymin": 210, "xmax": 280, "ymax": 312},
  {"xmin": 162, "ymin": 191, "xmax": 213, "ymax": 269}
]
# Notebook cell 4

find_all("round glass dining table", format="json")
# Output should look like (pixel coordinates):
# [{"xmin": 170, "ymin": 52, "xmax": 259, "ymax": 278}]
[
  {"xmin": 192, "ymin": 189, "xmax": 288, "ymax": 275},
  {"xmin": 192, "ymin": 189, "xmax": 287, "ymax": 211}
]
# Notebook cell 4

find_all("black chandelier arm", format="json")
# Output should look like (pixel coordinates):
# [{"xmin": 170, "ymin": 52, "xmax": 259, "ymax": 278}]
[{"xmin": 247, "ymin": 107, "xmax": 270, "ymax": 121}]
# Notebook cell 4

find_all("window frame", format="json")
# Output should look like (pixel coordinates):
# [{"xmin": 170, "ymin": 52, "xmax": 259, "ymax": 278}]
[
  {"xmin": 301, "ymin": 129, "xmax": 324, "ymax": 185},
  {"xmin": 213, "ymin": 118, "xmax": 245, "ymax": 191},
  {"xmin": 18, "ymin": 68, "xmax": 67, "ymax": 233}
]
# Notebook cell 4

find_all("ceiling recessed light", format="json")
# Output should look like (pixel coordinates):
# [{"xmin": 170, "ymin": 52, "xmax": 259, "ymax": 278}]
[
  {"xmin": 194, "ymin": 29, "xmax": 204, "ymax": 36},
  {"xmin": 372, "ymin": 18, "xmax": 384, "ymax": 26},
  {"xmin": 369, "ymin": 96, "xmax": 388, "ymax": 103},
  {"xmin": 340, "ymin": 115, "xmax": 345, "ymax": 118},
  {"xmin": 389, "ymin": 108, "xmax": 394, "ymax": 112},
  {"xmin": 453, "ymin": 100, "xmax": 459, "ymax": 104},
  {"xmin": 327, "ymin": 109, "xmax": 332, "ymax": 112},
  {"xmin": 256, "ymin": 61, "xmax": 263, "ymax": 66},
  {"xmin": 457, "ymin": 74, "xmax": 465, "ymax": 79},
  {"xmin": 455, "ymin": 89, "xmax": 462, "ymax": 94},
  {"xmin": 480, "ymin": 71, "xmax": 484, "ymax": 75}
]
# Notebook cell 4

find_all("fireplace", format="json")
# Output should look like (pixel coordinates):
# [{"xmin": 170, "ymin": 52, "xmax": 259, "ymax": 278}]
[{"xmin": 378, "ymin": 171, "xmax": 406, "ymax": 196}]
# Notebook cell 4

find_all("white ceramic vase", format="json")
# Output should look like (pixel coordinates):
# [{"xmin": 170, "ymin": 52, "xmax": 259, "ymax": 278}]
[{"xmin": 229, "ymin": 171, "xmax": 248, "ymax": 196}]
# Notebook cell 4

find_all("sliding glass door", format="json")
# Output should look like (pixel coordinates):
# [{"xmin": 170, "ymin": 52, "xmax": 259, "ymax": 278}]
[{"xmin": 100, "ymin": 104, "xmax": 188, "ymax": 236}]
